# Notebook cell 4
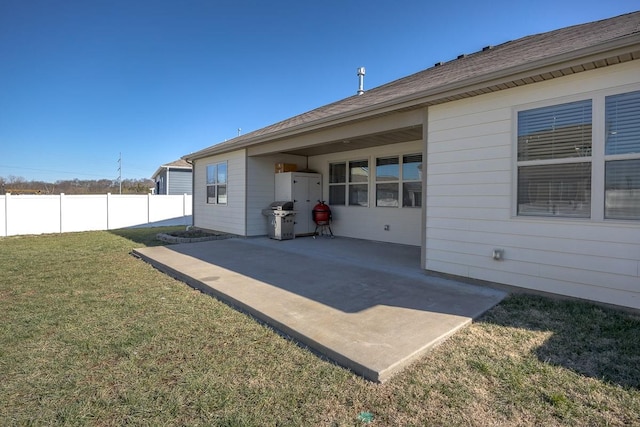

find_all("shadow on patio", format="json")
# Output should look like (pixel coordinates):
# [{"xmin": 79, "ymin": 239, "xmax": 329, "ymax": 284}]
[{"xmin": 133, "ymin": 236, "xmax": 506, "ymax": 382}]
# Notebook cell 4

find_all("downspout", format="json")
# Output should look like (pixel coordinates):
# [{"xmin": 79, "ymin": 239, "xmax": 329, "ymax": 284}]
[
  {"xmin": 244, "ymin": 149, "xmax": 248, "ymax": 237},
  {"xmin": 185, "ymin": 158, "xmax": 195, "ymax": 228},
  {"xmin": 165, "ymin": 166, "xmax": 170, "ymax": 195}
]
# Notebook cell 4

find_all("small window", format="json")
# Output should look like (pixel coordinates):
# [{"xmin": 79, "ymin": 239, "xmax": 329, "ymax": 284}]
[
  {"xmin": 605, "ymin": 159, "xmax": 640, "ymax": 220},
  {"xmin": 206, "ymin": 162, "xmax": 227, "ymax": 205},
  {"xmin": 402, "ymin": 154, "xmax": 422, "ymax": 207},
  {"xmin": 348, "ymin": 160, "xmax": 369, "ymax": 206},
  {"xmin": 328, "ymin": 162, "xmax": 346, "ymax": 205},
  {"xmin": 605, "ymin": 90, "xmax": 640, "ymax": 156},
  {"xmin": 376, "ymin": 157, "xmax": 399, "ymax": 207},
  {"xmin": 605, "ymin": 90, "xmax": 640, "ymax": 219}
]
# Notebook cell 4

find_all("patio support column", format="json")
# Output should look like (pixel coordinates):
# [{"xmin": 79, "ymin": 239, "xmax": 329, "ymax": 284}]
[{"xmin": 421, "ymin": 107, "xmax": 429, "ymax": 270}]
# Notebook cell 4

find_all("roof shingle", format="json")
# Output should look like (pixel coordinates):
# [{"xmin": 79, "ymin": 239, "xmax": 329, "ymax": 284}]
[{"xmin": 186, "ymin": 11, "xmax": 640, "ymax": 160}]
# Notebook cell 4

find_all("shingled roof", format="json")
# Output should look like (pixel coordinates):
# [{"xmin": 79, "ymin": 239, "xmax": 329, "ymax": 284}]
[
  {"xmin": 151, "ymin": 158, "xmax": 192, "ymax": 180},
  {"xmin": 186, "ymin": 11, "xmax": 640, "ymax": 160}
]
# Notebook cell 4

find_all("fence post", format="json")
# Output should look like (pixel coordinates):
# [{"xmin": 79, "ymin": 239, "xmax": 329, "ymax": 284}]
[
  {"xmin": 106, "ymin": 193, "xmax": 111, "ymax": 230},
  {"xmin": 3, "ymin": 193, "xmax": 8, "ymax": 237},
  {"xmin": 59, "ymin": 193, "xmax": 64, "ymax": 233},
  {"xmin": 147, "ymin": 193, "xmax": 151, "ymax": 225}
]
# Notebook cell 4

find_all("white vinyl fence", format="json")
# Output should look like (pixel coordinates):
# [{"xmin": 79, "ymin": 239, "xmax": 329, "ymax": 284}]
[{"xmin": 0, "ymin": 193, "xmax": 192, "ymax": 237}]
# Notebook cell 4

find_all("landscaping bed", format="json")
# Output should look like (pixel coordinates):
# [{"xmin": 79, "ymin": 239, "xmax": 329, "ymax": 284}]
[{"xmin": 156, "ymin": 227, "xmax": 235, "ymax": 244}]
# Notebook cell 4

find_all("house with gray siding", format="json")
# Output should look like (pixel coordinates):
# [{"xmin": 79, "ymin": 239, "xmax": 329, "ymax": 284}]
[
  {"xmin": 152, "ymin": 159, "xmax": 192, "ymax": 195},
  {"xmin": 184, "ymin": 12, "xmax": 640, "ymax": 311}
]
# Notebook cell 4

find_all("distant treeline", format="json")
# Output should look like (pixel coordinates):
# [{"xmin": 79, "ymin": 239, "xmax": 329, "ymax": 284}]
[{"xmin": 0, "ymin": 176, "xmax": 154, "ymax": 195}]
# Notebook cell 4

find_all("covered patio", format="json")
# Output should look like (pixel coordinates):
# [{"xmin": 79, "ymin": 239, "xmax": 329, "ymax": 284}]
[{"xmin": 134, "ymin": 236, "xmax": 506, "ymax": 382}]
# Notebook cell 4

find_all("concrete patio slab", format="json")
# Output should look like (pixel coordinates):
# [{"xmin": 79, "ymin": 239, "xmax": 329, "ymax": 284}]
[{"xmin": 133, "ymin": 237, "xmax": 506, "ymax": 382}]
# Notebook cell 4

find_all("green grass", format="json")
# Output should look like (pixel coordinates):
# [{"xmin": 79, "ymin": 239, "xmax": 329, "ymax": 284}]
[{"xmin": 1, "ymin": 228, "xmax": 639, "ymax": 426}]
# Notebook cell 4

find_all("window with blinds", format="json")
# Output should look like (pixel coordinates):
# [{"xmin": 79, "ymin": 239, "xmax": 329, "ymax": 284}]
[
  {"xmin": 517, "ymin": 100, "xmax": 592, "ymax": 217},
  {"xmin": 605, "ymin": 90, "xmax": 640, "ymax": 220}
]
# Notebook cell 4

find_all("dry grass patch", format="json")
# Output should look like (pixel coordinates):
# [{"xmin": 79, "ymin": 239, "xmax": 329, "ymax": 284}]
[{"xmin": 1, "ymin": 228, "xmax": 639, "ymax": 426}]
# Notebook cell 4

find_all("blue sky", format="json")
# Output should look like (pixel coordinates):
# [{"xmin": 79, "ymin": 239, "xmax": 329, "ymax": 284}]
[{"xmin": 1, "ymin": 0, "xmax": 638, "ymax": 182}]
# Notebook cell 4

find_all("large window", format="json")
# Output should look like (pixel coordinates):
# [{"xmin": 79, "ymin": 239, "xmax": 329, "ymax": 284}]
[
  {"xmin": 604, "ymin": 91, "xmax": 640, "ymax": 220},
  {"xmin": 375, "ymin": 154, "xmax": 423, "ymax": 207},
  {"xmin": 517, "ymin": 99, "xmax": 592, "ymax": 218},
  {"xmin": 206, "ymin": 162, "xmax": 227, "ymax": 205},
  {"xmin": 516, "ymin": 89, "xmax": 640, "ymax": 220},
  {"xmin": 328, "ymin": 160, "xmax": 369, "ymax": 206}
]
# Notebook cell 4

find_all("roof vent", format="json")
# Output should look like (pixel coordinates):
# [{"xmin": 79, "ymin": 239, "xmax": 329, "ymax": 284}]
[
  {"xmin": 434, "ymin": 61, "xmax": 443, "ymax": 67},
  {"xmin": 482, "ymin": 45, "xmax": 493, "ymax": 51},
  {"xmin": 357, "ymin": 67, "xmax": 366, "ymax": 95},
  {"xmin": 457, "ymin": 54, "xmax": 467, "ymax": 59}
]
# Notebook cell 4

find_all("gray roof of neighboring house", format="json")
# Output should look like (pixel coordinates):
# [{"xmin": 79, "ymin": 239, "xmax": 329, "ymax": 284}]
[
  {"xmin": 152, "ymin": 158, "xmax": 192, "ymax": 180},
  {"xmin": 186, "ymin": 11, "xmax": 640, "ymax": 160}
]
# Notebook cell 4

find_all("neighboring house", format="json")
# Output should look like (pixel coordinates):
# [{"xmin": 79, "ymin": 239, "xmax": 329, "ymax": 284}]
[
  {"xmin": 152, "ymin": 159, "xmax": 193, "ymax": 195},
  {"xmin": 184, "ymin": 12, "xmax": 640, "ymax": 310}
]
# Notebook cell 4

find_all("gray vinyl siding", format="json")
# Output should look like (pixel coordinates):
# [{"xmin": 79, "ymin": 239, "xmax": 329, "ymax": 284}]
[{"xmin": 168, "ymin": 169, "xmax": 192, "ymax": 195}]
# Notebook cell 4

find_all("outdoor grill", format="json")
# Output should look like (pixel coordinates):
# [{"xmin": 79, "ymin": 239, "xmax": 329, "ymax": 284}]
[{"xmin": 262, "ymin": 201, "xmax": 296, "ymax": 240}]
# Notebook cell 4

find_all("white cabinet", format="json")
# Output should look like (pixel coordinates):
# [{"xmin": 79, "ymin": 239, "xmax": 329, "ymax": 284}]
[{"xmin": 275, "ymin": 172, "xmax": 322, "ymax": 236}]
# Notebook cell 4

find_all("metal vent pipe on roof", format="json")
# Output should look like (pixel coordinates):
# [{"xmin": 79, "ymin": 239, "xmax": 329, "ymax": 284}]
[{"xmin": 357, "ymin": 67, "xmax": 365, "ymax": 95}]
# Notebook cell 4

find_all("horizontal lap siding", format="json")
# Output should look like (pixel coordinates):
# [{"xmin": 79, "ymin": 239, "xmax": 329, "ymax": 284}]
[
  {"xmin": 168, "ymin": 169, "xmax": 192, "ymax": 195},
  {"xmin": 426, "ymin": 61, "xmax": 640, "ymax": 309},
  {"xmin": 246, "ymin": 154, "xmax": 307, "ymax": 236},
  {"xmin": 193, "ymin": 150, "xmax": 246, "ymax": 235}
]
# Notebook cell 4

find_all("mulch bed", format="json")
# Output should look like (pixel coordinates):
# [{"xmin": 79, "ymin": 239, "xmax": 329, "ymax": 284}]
[{"xmin": 156, "ymin": 228, "xmax": 236, "ymax": 244}]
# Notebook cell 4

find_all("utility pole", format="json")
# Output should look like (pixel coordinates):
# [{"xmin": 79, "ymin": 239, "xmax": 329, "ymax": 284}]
[{"xmin": 117, "ymin": 153, "xmax": 122, "ymax": 194}]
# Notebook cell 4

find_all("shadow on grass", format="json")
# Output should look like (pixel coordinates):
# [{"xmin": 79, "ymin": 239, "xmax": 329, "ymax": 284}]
[
  {"xmin": 479, "ymin": 294, "xmax": 640, "ymax": 389},
  {"xmin": 109, "ymin": 226, "xmax": 186, "ymax": 247}
]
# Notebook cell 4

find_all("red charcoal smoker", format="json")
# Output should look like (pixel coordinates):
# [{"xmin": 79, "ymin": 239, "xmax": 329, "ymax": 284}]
[{"xmin": 312, "ymin": 200, "xmax": 333, "ymax": 238}]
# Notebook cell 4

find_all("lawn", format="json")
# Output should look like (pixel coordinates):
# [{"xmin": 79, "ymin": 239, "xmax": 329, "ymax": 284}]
[{"xmin": 1, "ymin": 228, "xmax": 639, "ymax": 426}]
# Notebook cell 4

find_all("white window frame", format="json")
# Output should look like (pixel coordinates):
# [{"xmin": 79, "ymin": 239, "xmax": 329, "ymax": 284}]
[
  {"xmin": 374, "ymin": 153, "xmax": 423, "ymax": 208},
  {"xmin": 206, "ymin": 161, "xmax": 228, "ymax": 205},
  {"xmin": 513, "ymin": 84, "xmax": 640, "ymax": 222},
  {"xmin": 401, "ymin": 153, "xmax": 423, "ymax": 208},
  {"xmin": 328, "ymin": 159, "xmax": 369, "ymax": 207},
  {"xmin": 375, "ymin": 156, "xmax": 400, "ymax": 207}
]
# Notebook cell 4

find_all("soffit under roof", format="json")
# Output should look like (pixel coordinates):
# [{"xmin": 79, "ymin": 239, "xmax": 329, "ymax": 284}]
[{"xmin": 280, "ymin": 125, "xmax": 423, "ymax": 157}]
